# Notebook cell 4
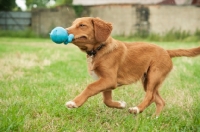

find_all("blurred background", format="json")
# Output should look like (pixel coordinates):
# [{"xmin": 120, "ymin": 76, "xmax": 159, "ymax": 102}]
[{"xmin": 0, "ymin": 0, "xmax": 200, "ymax": 41}]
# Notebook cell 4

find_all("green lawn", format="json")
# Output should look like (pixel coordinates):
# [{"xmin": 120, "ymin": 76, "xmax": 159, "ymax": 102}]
[{"xmin": 0, "ymin": 37, "xmax": 200, "ymax": 132}]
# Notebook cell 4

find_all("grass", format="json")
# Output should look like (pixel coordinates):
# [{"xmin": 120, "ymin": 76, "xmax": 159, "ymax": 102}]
[
  {"xmin": 0, "ymin": 29, "xmax": 38, "ymax": 38},
  {"xmin": 0, "ymin": 37, "xmax": 200, "ymax": 132},
  {"xmin": 114, "ymin": 29, "xmax": 200, "ymax": 43},
  {"xmin": 1, "ymin": 29, "xmax": 200, "ymax": 42}
]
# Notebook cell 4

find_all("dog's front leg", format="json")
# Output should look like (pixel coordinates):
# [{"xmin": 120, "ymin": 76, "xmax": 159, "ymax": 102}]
[
  {"xmin": 66, "ymin": 78, "xmax": 116, "ymax": 108},
  {"xmin": 103, "ymin": 90, "xmax": 126, "ymax": 109}
]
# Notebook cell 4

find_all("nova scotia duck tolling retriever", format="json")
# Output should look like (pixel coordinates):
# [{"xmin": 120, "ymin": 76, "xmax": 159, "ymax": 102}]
[{"xmin": 65, "ymin": 17, "xmax": 200, "ymax": 117}]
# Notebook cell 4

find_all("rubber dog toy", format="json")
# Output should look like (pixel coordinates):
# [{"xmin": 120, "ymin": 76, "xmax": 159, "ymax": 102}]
[{"xmin": 50, "ymin": 27, "xmax": 74, "ymax": 44}]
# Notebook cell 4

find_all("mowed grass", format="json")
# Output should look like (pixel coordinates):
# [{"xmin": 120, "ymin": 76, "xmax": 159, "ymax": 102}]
[{"xmin": 0, "ymin": 37, "xmax": 200, "ymax": 132}]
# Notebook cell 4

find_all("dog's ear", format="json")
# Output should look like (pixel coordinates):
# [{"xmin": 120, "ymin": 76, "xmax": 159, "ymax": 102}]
[{"xmin": 92, "ymin": 18, "xmax": 113, "ymax": 42}]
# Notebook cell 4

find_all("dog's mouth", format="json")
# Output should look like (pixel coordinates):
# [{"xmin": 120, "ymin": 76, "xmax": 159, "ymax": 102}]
[{"xmin": 73, "ymin": 36, "xmax": 87, "ymax": 41}]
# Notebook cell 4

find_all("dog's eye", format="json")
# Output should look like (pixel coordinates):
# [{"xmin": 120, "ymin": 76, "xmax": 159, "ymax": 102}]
[{"xmin": 80, "ymin": 24, "xmax": 85, "ymax": 27}]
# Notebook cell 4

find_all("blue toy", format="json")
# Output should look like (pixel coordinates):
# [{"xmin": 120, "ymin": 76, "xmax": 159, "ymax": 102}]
[{"xmin": 49, "ymin": 27, "xmax": 74, "ymax": 44}]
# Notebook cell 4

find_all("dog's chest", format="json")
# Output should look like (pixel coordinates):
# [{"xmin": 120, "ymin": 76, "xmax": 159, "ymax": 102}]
[{"xmin": 87, "ymin": 56, "xmax": 99, "ymax": 80}]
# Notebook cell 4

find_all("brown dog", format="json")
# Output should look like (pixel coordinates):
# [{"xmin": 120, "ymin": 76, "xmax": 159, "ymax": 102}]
[{"xmin": 65, "ymin": 17, "xmax": 200, "ymax": 117}]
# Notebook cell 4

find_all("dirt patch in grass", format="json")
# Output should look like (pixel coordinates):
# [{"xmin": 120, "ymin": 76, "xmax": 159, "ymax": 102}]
[{"xmin": 0, "ymin": 52, "xmax": 51, "ymax": 80}]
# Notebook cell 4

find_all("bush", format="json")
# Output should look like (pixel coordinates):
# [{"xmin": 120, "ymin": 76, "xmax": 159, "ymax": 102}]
[
  {"xmin": 1, "ymin": 28, "xmax": 199, "ymax": 42},
  {"xmin": 0, "ymin": 29, "xmax": 38, "ymax": 38},
  {"xmin": 115, "ymin": 29, "xmax": 200, "ymax": 42}
]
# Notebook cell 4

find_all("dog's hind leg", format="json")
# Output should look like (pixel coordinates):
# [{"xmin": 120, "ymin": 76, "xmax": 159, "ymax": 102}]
[
  {"xmin": 129, "ymin": 67, "xmax": 165, "ymax": 115},
  {"xmin": 153, "ymin": 90, "xmax": 165, "ymax": 117},
  {"xmin": 143, "ymin": 76, "xmax": 165, "ymax": 117},
  {"xmin": 103, "ymin": 90, "xmax": 126, "ymax": 109}
]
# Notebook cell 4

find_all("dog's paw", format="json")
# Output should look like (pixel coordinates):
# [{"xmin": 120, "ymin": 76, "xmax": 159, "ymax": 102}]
[
  {"xmin": 128, "ymin": 107, "xmax": 140, "ymax": 114},
  {"xmin": 65, "ymin": 101, "xmax": 78, "ymax": 108},
  {"xmin": 118, "ymin": 101, "xmax": 126, "ymax": 108}
]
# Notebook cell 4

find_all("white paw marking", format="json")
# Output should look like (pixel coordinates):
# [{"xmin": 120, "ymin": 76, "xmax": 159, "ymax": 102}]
[
  {"xmin": 118, "ymin": 101, "xmax": 126, "ymax": 108},
  {"xmin": 129, "ymin": 106, "xmax": 140, "ymax": 114},
  {"xmin": 65, "ymin": 101, "xmax": 77, "ymax": 108}
]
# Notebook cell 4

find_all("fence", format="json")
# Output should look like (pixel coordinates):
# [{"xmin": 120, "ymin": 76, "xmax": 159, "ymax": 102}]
[
  {"xmin": 31, "ymin": 5, "xmax": 200, "ymax": 37},
  {"xmin": 0, "ymin": 11, "xmax": 31, "ymax": 30},
  {"xmin": 31, "ymin": 7, "xmax": 76, "ymax": 37},
  {"xmin": 1, "ymin": 5, "xmax": 199, "ymax": 36}
]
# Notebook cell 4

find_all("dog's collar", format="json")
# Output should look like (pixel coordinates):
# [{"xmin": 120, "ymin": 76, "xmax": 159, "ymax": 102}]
[{"xmin": 87, "ymin": 44, "xmax": 105, "ymax": 57}]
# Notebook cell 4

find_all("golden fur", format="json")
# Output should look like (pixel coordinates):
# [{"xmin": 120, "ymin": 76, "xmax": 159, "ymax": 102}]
[{"xmin": 65, "ymin": 17, "xmax": 200, "ymax": 116}]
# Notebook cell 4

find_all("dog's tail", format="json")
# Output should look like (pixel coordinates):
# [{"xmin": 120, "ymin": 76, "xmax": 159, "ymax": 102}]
[{"xmin": 167, "ymin": 47, "xmax": 200, "ymax": 58}]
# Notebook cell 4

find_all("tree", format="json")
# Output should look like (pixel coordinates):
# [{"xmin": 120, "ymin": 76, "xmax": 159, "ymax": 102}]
[
  {"xmin": 55, "ymin": 0, "xmax": 72, "ymax": 5},
  {"xmin": 26, "ymin": 0, "xmax": 50, "ymax": 9},
  {"xmin": 26, "ymin": 0, "xmax": 72, "ymax": 10},
  {"xmin": 0, "ymin": 0, "xmax": 17, "ymax": 11}
]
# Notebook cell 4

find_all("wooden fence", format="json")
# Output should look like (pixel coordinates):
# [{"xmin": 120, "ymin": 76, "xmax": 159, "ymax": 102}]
[{"xmin": 0, "ymin": 11, "xmax": 31, "ymax": 30}]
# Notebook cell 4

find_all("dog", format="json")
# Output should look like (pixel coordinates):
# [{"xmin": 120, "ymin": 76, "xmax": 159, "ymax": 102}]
[{"xmin": 65, "ymin": 17, "xmax": 200, "ymax": 117}]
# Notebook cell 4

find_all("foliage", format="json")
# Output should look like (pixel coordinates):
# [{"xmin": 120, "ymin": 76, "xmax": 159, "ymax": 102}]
[
  {"xmin": 0, "ymin": 38, "xmax": 200, "ymax": 131},
  {"xmin": 0, "ymin": 28, "xmax": 200, "ymax": 43},
  {"xmin": 0, "ymin": 0, "xmax": 17, "ymax": 11},
  {"xmin": 0, "ymin": 29, "xmax": 38, "ymax": 38},
  {"xmin": 73, "ymin": 5, "xmax": 84, "ymax": 17},
  {"xmin": 26, "ymin": 0, "xmax": 72, "ymax": 9},
  {"xmin": 55, "ymin": 1, "xmax": 85, "ymax": 17},
  {"xmin": 26, "ymin": 0, "xmax": 51, "ymax": 9},
  {"xmin": 55, "ymin": 0, "xmax": 72, "ymax": 6},
  {"xmin": 115, "ymin": 29, "xmax": 200, "ymax": 42}
]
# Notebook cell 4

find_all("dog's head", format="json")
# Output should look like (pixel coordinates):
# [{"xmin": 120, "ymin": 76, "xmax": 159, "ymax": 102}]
[{"xmin": 66, "ymin": 17, "xmax": 112, "ymax": 51}]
